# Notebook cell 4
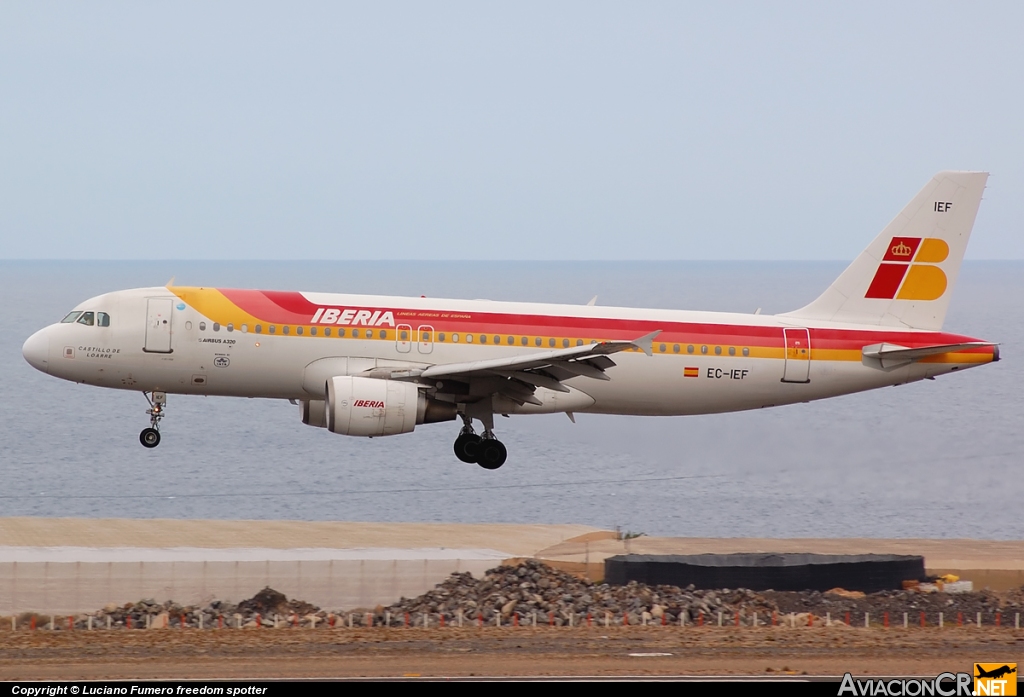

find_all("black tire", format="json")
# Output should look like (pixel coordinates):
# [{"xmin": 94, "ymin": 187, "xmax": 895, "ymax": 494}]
[
  {"xmin": 477, "ymin": 439, "xmax": 507, "ymax": 470},
  {"xmin": 140, "ymin": 428, "xmax": 161, "ymax": 448},
  {"xmin": 453, "ymin": 433, "xmax": 481, "ymax": 463}
]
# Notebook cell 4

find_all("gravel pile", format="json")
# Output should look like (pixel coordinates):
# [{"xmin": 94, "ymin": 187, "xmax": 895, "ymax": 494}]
[
  {"xmin": 378, "ymin": 558, "xmax": 776, "ymax": 626},
  {"xmin": 13, "ymin": 560, "xmax": 1024, "ymax": 629},
  {"xmin": 764, "ymin": 587, "xmax": 1024, "ymax": 625}
]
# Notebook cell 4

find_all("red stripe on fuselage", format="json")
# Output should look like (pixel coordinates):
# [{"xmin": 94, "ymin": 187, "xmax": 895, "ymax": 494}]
[
  {"xmin": 214, "ymin": 288, "xmax": 992, "ymax": 353},
  {"xmin": 218, "ymin": 289, "xmax": 319, "ymax": 324}
]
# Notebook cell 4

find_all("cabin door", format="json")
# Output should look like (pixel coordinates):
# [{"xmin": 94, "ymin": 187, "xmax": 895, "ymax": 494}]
[
  {"xmin": 782, "ymin": 328, "xmax": 810, "ymax": 383},
  {"xmin": 144, "ymin": 298, "xmax": 174, "ymax": 353}
]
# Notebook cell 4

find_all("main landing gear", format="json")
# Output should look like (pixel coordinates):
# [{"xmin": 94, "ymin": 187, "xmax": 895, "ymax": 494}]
[
  {"xmin": 140, "ymin": 391, "xmax": 166, "ymax": 449},
  {"xmin": 453, "ymin": 415, "xmax": 507, "ymax": 469}
]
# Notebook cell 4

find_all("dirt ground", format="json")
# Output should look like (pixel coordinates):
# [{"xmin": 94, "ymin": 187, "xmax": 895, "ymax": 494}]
[{"xmin": 0, "ymin": 627, "xmax": 1020, "ymax": 680}]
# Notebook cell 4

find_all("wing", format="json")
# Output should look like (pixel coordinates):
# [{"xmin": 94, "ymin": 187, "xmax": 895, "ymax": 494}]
[{"xmin": 365, "ymin": 330, "xmax": 660, "ymax": 407}]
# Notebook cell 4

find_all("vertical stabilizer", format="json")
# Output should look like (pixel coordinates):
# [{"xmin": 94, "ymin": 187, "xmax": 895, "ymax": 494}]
[{"xmin": 781, "ymin": 171, "xmax": 988, "ymax": 330}]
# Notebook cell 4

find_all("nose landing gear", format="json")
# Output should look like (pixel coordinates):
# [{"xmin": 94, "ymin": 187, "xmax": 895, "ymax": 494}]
[{"xmin": 140, "ymin": 392, "xmax": 166, "ymax": 449}]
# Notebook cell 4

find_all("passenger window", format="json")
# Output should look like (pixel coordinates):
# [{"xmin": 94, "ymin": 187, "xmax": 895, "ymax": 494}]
[
  {"xmin": 534, "ymin": 337, "xmax": 541, "ymax": 347},
  {"xmin": 400, "ymin": 330, "xmax": 408, "ymax": 341},
  {"xmin": 338, "ymin": 328, "xmax": 345, "ymax": 337},
  {"xmin": 199, "ymin": 322, "xmax": 206, "ymax": 331},
  {"xmin": 701, "ymin": 345, "xmax": 708, "ymax": 354},
  {"xmin": 466, "ymin": 334, "xmax": 473, "ymax": 343},
  {"xmin": 687, "ymin": 345, "xmax": 694, "ymax": 354},
  {"xmin": 742, "ymin": 347, "xmax": 750, "ymax": 357},
  {"xmin": 61, "ymin": 311, "xmax": 83, "ymax": 324},
  {"xmin": 715, "ymin": 346, "xmax": 722, "ymax": 355},
  {"xmin": 576, "ymin": 339, "xmax": 583, "ymax": 346},
  {"xmin": 282, "ymin": 326, "xmax": 289, "ymax": 335},
  {"xmin": 241, "ymin": 324, "xmax": 248, "ymax": 333},
  {"xmin": 227, "ymin": 323, "xmax": 234, "ymax": 332},
  {"xmin": 507, "ymin": 336, "xmax": 514, "ymax": 345},
  {"xmin": 452, "ymin": 333, "xmax": 459, "ymax": 343},
  {"xmin": 296, "ymin": 326, "xmax": 303, "ymax": 335},
  {"xmin": 269, "ymin": 325, "xmax": 276, "ymax": 334},
  {"xmin": 309, "ymin": 327, "xmax": 316, "ymax": 336},
  {"xmin": 673, "ymin": 344, "xmax": 680, "ymax": 353},
  {"xmin": 185, "ymin": 321, "xmax": 192, "ymax": 330},
  {"xmin": 549, "ymin": 338, "xmax": 556, "ymax": 348},
  {"xmin": 351, "ymin": 329, "xmax": 359, "ymax": 338},
  {"xmin": 493, "ymin": 335, "xmax": 500, "ymax": 344},
  {"xmin": 480, "ymin": 335, "xmax": 487, "ymax": 344},
  {"xmin": 97, "ymin": 312, "xmax": 110, "ymax": 327},
  {"xmin": 77, "ymin": 312, "xmax": 95, "ymax": 326},
  {"xmin": 379, "ymin": 330, "xmax": 386, "ymax": 339},
  {"xmin": 659, "ymin": 343, "xmax": 666, "ymax": 353},
  {"xmin": 213, "ymin": 323, "xmax": 221, "ymax": 332},
  {"xmin": 562, "ymin": 339, "xmax": 569, "ymax": 348},
  {"xmin": 324, "ymin": 327, "xmax": 330, "ymax": 337},
  {"xmin": 438, "ymin": 333, "xmax": 446, "ymax": 342},
  {"xmin": 422, "ymin": 331, "xmax": 431, "ymax": 342},
  {"xmin": 728, "ymin": 346, "xmax": 735, "ymax": 356},
  {"xmin": 255, "ymin": 325, "xmax": 262, "ymax": 334}
]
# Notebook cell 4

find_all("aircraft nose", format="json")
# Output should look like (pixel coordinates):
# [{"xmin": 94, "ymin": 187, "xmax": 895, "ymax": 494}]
[{"xmin": 22, "ymin": 329, "xmax": 50, "ymax": 374}]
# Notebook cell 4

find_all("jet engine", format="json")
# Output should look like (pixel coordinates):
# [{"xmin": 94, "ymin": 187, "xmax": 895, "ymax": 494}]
[
  {"xmin": 323, "ymin": 375, "xmax": 456, "ymax": 437},
  {"xmin": 300, "ymin": 399, "xmax": 328, "ymax": 428}
]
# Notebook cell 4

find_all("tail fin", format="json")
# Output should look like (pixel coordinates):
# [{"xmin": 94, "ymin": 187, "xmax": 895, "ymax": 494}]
[{"xmin": 781, "ymin": 171, "xmax": 988, "ymax": 330}]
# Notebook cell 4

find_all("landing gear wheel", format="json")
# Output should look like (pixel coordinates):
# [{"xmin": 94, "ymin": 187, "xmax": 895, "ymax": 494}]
[
  {"xmin": 454, "ymin": 433, "xmax": 482, "ymax": 463},
  {"xmin": 140, "ymin": 428, "xmax": 161, "ymax": 448},
  {"xmin": 141, "ymin": 392, "xmax": 167, "ymax": 448},
  {"xmin": 476, "ymin": 439, "xmax": 507, "ymax": 470}
]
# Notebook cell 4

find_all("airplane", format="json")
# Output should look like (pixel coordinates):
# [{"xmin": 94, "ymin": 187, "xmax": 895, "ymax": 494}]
[
  {"xmin": 975, "ymin": 665, "xmax": 1016, "ymax": 680},
  {"xmin": 21, "ymin": 171, "xmax": 998, "ymax": 470}
]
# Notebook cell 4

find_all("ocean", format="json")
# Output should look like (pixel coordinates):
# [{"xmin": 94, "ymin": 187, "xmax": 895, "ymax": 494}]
[{"xmin": 2, "ymin": 260, "xmax": 1020, "ymax": 539}]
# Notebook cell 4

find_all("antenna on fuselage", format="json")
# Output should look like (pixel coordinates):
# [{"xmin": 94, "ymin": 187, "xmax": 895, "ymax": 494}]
[{"xmin": 586, "ymin": 296, "xmax": 597, "ymax": 306}]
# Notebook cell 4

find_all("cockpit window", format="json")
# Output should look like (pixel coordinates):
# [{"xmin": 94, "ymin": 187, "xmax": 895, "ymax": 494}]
[
  {"xmin": 61, "ymin": 312, "xmax": 83, "ymax": 324},
  {"xmin": 97, "ymin": 312, "xmax": 110, "ymax": 327},
  {"xmin": 76, "ymin": 312, "xmax": 95, "ymax": 326}
]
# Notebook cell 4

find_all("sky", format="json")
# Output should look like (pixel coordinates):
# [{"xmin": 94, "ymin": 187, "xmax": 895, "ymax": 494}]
[{"xmin": 1, "ymin": 2, "xmax": 1021, "ymax": 261}]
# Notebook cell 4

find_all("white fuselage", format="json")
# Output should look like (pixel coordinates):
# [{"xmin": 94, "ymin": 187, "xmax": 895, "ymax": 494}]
[{"xmin": 22, "ymin": 286, "xmax": 994, "ymax": 420}]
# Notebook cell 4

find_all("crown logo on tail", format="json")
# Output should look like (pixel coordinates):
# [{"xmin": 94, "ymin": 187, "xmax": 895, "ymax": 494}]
[{"xmin": 891, "ymin": 241, "xmax": 913, "ymax": 257}]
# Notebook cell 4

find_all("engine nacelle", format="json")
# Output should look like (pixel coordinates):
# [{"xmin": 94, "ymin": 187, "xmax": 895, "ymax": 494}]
[
  {"xmin": 324, "ymin": 376, "xmax": 456, "ymax": 437},
  {"xmin": 300, "ymin": 399, "xmax": 327, "ymax": 428}
]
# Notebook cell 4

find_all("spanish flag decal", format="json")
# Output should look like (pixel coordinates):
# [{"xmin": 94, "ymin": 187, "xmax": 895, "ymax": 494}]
[{"xmin": 684, "ymin": 367, "xmax": 699, "ymax": 378}]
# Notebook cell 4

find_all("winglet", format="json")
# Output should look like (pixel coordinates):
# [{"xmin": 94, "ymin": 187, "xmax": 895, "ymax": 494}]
[
  {"xmin": 630, "ymin": 330, "xmax": 661, "ymax": 357},
  {"xmin": 166, "ymin": 276, "xmax": 176, "ymax": 288}
]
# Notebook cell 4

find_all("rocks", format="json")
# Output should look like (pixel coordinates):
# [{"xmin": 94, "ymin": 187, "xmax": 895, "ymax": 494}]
[
  {"xmin": 237, "ymin": 586, "xmax": 315, "ymax": 617},
  {"xmin": 22, "ymin": 560, "xmax": 1024, "ymax": 631},
  {"xmin": 377, "ymin": 559, "xmax": 777, "ymax": 626}
]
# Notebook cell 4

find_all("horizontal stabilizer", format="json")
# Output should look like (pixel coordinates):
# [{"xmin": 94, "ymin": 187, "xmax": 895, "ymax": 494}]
[{"xmin": 862, "ymin": 341, "xmax": 996, "ymax": 369}]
